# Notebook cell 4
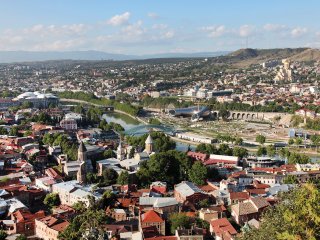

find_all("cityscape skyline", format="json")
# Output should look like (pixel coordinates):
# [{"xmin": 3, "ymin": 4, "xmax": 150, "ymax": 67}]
[{"xmin": 1, "ymin": 0, "xmax": 320, "ymax": 54}]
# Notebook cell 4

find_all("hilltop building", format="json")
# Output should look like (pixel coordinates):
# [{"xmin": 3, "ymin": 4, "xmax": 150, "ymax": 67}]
[
  {"xmin": 13, "ymin": 92, "xmax": 59, "ymax": 108},
  {"xmin": 275, "ymin": 59, "xmax": 293, "ymax": 82}
]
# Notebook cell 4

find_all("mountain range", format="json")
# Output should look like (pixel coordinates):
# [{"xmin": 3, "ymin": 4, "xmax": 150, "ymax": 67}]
[{"xmin": 0, "ymin": 50, "xmax": 229, "ymax": 63}]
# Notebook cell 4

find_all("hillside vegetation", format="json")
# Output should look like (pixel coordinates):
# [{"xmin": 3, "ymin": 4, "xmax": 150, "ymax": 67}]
[{"xmin": 214, "ymin": 47, "xmax": 320, "ymax": 67}]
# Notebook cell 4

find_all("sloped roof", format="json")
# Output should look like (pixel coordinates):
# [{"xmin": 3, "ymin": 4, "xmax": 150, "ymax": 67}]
[
  {"xmin": 145, "ymin": 134, "xmax": 154, "ymax": 144},
  {"xmin": 175, "ymin": 181, "xmax": 205, "ymax": 197},
  {"xmin": 210, "ymin": 218, "xmax": 237, "ymax": 237},
  {"xmin": 141, "ymin": 210, "xmax": 164, "ymax": 223}
]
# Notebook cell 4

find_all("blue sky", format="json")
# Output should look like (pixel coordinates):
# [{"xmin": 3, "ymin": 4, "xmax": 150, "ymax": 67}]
[{"xmin": 1, "ymin": 0, "xmax": 319, "ymax": 54}]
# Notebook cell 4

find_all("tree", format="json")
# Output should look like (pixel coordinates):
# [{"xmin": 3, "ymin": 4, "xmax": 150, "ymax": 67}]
[
  {"xmin": 195, "ymin": 143, "xmax": 217, "ymax": 154},
  {"xmin": 311, "ymin": 135, "xmax": 320, "ymax": 150},
  {"xmin": 232, "ymin": 147, "xmax": 248, "ymax": 158},
  {"xmin": 295, "ymin": 137, "xmax": 303, "ymax": 145},
  {"xmin": 257, "ymin": 146, "xmax": 267, "ymax": 156},
  {"xmin": 235, "ymin": 137, "xmax": 243, "ymax": 146},
  {"xmin": 44, "ymin": 193, "xmax": 61, "ymax": 208},
  {"xmin": 219, "ymin": 108, "xmax": 229, "ymax": 120},
  {"xmin": 103, "ymin": 149, "xmax": 116, "ymax": 159},
  {"xmin": 283, "ymin": 175, "xmax": 298, "ymax": 184},
  {"xmin": 129, "ymin": 147, "xmax": 135, "ymax": 158},
  {"xmin": 0, "ymin": 230, "xmax": 7, "ymax": 240},
  {"xmin": 23, "ymin": 130, "xmax": 33, "ymax": 137},
  {"xmin": 21, "ymin": 101, "xmax": 33, "ymax": 109},
  {"xmin": 188, "ymin": 161, "xmax": 207, "ymax": 185},
  {"xmin": 288, "ymin": 152, "xmax": 310, "ymax": 164},
  {"xmin": 72, "ymin": 202, "xmax": 86, "ymax": 213},
  {"xmin": 266, "ymin": 145, "xmax": 276, "ymax": 157},
  {"xmin": 10, "ymin": 126, "xmax": 21, "ymax": 137},
  {"xmin": 117, "ymin": 171, "xmax": 129, "ymax": 185},
  {"xmin": 0, "ymin": 127, "xmax": 7, "ymax": 135},
  {"xmin": 59, "ymin": 209, "xmax": 110, "ymax": 240},
  {"xmin": 239, "ymin": 184, "xmax": 320, "ymax": 240},
  {"xmin": 136, "ymin": 150, "xmax": 191, "ymax": 187},
  {"xmin": 16, "ymin": 235, "xmax": 27, "ymax": 240},
  {"xmin": 288, "ymin": 138, "xmax": 294, "ymax": 145},
  {"xmin": 102, "ymin": 168, "xmax": 118, "ymax": 185},
  {"xmin": 169, "ymin": 213, "xmax": 191, "ymax": 234},
  {"xmin": 256, "ymin": 134, "xmax": 266, "ymax": 145}
]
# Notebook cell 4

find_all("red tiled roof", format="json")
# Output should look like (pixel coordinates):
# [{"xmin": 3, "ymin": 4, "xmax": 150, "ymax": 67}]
[
  {"xmin": 230, "ymin": 192, "xmax": 250, "ymax": 201},
  {"xmin": 51, "ymin": 221, "xmax": 69, "ymax": 231},
  {"xmin": 187, "ymin": 151, "xmax": 208, "ymax": 162},
  {"xmin": 146, "ymin": 237, "xmax": 177, "ymax": 240},
  {"xmin": 141, "ymin": 210, "xmax": 164, "ymax": 223},
  {"xmin": 210, "ymin": 218, "xmax": 237, "ymax": 238},
  {"xmin": 200, "ymin": 184, "xmax": 216, "ymax": 192}
]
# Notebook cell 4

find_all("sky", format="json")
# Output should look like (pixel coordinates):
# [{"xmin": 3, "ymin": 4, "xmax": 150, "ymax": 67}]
[{"xmin": 1, "ymin": 0, "xmax": 320, "ymax": 55}]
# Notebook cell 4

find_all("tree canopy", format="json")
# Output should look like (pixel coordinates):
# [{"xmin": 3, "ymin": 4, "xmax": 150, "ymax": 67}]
[{"xmin": 239, "ymin": 184, "xmax": 320, "ymax": 240}]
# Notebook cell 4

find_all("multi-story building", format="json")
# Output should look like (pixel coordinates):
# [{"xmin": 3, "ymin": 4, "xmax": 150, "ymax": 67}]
[
  {"xmin": 35, "ymin": 215, "xmax": 69, "ymax": 240},
  {"xmin": 60, "ymin": 119, "xmax": 77, "ymax": 130}
]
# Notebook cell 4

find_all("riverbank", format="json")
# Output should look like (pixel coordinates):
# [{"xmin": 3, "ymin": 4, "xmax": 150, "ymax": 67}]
[{"xmin": 60, "ymin": 98, "xmax": 148, "ymax": 124}]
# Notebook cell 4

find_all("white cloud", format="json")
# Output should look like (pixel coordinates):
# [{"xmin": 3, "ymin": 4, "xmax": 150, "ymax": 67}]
[
  {"xmin": 107, "ymin": 12, "xmax": 131, "ymax": 26},
  {"xmin": 201, "ymin": 25, "xmax": 227, "ymax": 38},
  {"xmin": 148, "ymin": 12, "xmax": 159, "ymax": 19},
  {"xmin": 263, "ymin": 23, "xmax": 287, "ymax": 32},
  {"xmin": 162, "ymin": 30, "xmax": 175, "ymax": 39},
  {"xmin": 152, "ymin": 24, "xmax": 168, "ymax": 30},
  {"xmin": 23, "ymin": 23, "xmax": 88, "ymax": 36},
  {"xmin": 291, "ymin": 27, "xmax": 308, "ymax": 38},
  {"xmin": 239, "ymin": 25, "xmax": 255, "ymax": 37},
  {"xmin": 121, "ymin": 20, "xmax": 145, "ymax": 37}
]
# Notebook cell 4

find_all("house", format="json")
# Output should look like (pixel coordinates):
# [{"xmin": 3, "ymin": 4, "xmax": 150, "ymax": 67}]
[
  {"xmin": 201, "ymin": 205, "xmax": 227, "ymax": 222},
  {"xmin": 231, "ymin": 197, "xmax": 270, "ymax": 225},
  {"xmin": 3, "ymin": 209, "xmax": 45, "ymax": 236},
  {"xmin": 60, "ymin": 119, "xmax": 77, "ymax": 130},
  {"xmin": 35, "ymin": 176, "xmax": 58, "ymax": 192},
  {"xmin": 187, "ymin": 151, "xmax": 208, "ymax": 163},
  {"xmin": 204, "ymin": 155, "xmax": 239, "ymax": 167},
  {"xmin": 150, "ymin": 181, "xmax": 167, "ymax": 195},
  {"xmin": 140, "ymin": 210, "xmax": 165, "ymax": 236},
  {"xmin": 199, "ymin": 208, "xmax": 220, "ymax": 222},
  {"xmin": 210, "ymin": 218, "xmax": 237, "ymax": 240},
  {"xmin": 139, "ymin": 197, "xmax": 179, "ymax": 218},
  {"xmin": 109, "ymin": 208, "xmax": 127, "ymax": 222},
  {"xmin": 104, "ymin": 224, "xmax": 132, "ymax": 240},
  {"xmin": 35, "ymin": 215, "xmax": 69, "ymax": 240},
  {"xmin": 229, "ymin": 192, "xmax": 250, "ymax": 205},
  {"xmin": 174, "ymin": 181, "xmax": 207, "ymax": 205},
  {"xmin": 52, "ymin": 180, "xmax": 101, "ymax": 207},
  {"xmin": 175, "ymin": 228, "xmax": 204, "ymax": 240}
]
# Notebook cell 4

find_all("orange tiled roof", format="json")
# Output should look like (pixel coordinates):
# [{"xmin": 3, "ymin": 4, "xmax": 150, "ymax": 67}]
[{"xmin": 141, "ymin": 210, "xmax": 164, "ymax": 223}]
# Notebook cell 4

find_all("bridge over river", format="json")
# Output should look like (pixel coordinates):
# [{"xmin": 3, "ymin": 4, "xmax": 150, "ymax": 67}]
[{"xmin": 124, "ymin": 124, "xmax": 175, "ymax": 136}]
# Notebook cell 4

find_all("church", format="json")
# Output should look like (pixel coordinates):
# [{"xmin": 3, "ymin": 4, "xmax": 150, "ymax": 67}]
[{"xmin": 63, "ymin": 141, "xmax": 93, "ymax": 184}]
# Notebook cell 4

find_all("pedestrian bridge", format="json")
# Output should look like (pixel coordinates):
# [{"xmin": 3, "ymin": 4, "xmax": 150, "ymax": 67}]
[{"xmin": 124, "ymin": 124, "xmax": 175, "ymax": 136}]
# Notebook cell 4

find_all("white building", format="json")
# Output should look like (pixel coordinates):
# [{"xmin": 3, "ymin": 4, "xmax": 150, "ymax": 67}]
[
  {"xmin": 60, "ymin": 119, "xmax": 78, "ymax": 130},
  {"xmin": 175, "ymin": 132, "xmax": 214, "ymax": 144},
  {"xmin": 52, "ymin": 180, "xmax": 101, "ymax": 207}
]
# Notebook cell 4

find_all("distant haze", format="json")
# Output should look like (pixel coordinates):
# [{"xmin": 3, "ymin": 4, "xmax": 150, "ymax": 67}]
[{"xmin": 0, "ymin": 50, "xmax": 229, "ymax": 63}]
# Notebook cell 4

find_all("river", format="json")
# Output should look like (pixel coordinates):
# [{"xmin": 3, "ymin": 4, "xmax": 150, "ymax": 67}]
[{"xmin": 102, "ymin": 112, "xmax": 196, "ymax": 152}]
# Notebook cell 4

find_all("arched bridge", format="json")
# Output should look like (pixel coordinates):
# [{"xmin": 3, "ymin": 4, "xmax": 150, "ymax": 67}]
[{"xmin": 124, "ymin": 124, "xmax": 175, "ymax": 136}]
